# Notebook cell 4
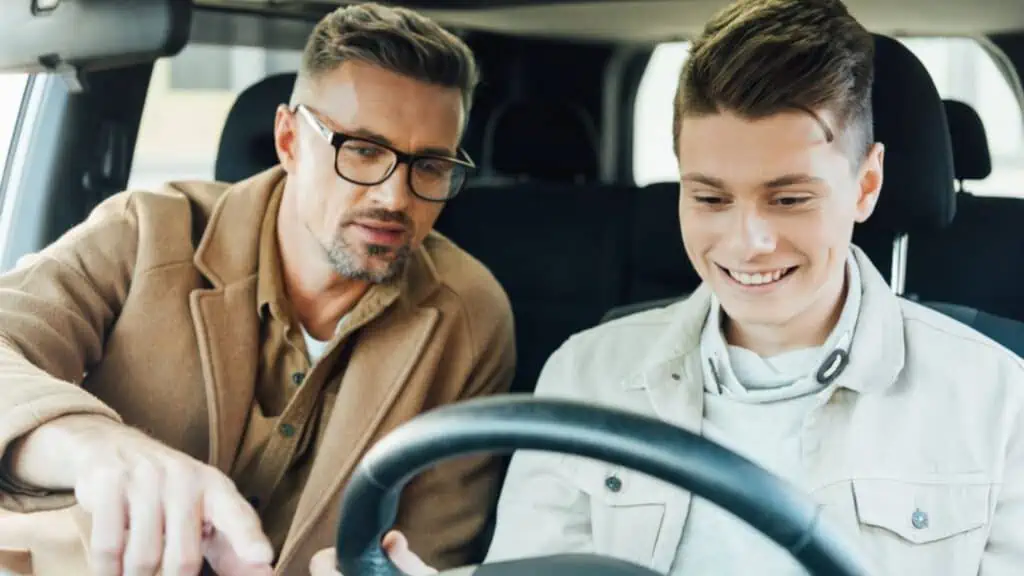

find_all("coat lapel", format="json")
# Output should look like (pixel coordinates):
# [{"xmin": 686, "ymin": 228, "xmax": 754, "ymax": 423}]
[
  {"xmin": 276, "ymin": 302, "xmax": 439, "ymax": 568},
  {"xmin": 189, "ymin": 282, "xmax": 260, "ymax": 472},
  {"xmin": 190, "ymin": 168, "xmax": 285, "ymax": 471}
]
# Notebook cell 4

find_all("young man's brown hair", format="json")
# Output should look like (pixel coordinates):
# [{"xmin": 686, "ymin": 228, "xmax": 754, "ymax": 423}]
[
  {"xmin": 674, "ymin": 0, "xmax": 875, "ymax": 165},
  {"xmin": 295, "ymin": 2, "xmax": 480, "ymax": 116}
]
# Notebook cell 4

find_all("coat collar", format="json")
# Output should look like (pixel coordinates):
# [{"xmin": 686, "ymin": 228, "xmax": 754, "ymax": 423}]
[{"xmin": 192, "ymin": 168, "xmax": 280, "ymax": 288}]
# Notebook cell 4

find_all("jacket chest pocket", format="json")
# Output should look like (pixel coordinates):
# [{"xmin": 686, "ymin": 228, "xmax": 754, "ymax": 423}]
[
  {"xmin": 564, "ymin": 457, "xmax": 670, "ymax": 569},
  {"xmin": 851, "ymin": 477, "xmax": 992, "ymax": 576}
]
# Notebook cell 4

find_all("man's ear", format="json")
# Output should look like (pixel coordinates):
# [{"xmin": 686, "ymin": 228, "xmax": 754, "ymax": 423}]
[
  {"xmin": 274, "ymin": 104, "xmax": 299, "ymax": 172},
  {"xmin": 854, "ymin": 142, "xmax": 885, "ymax": 223}
]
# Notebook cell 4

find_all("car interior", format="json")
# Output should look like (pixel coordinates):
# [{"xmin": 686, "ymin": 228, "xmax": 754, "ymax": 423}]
[{"xmin": 1, "ymin": 0, "xmax": 1023, "ymax": 573}]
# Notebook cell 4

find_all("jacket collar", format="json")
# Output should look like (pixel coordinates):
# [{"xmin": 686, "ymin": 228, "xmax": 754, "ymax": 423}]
[
  {"xmin": 837, "ymin": 245, "xmax": 905, "ymax": 394},
  {"xmin": 624, "ymin": 245, "xmax": 905, "ymax": 397},
  {"xmin": 622, "ymin": 283, "xmax": 713, "ymax": 393}
]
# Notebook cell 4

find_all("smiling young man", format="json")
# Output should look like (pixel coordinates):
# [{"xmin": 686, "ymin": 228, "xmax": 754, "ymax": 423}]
[
  {"xmin": 368, "ymin": 0, "xmax": 1024, "ymax": 574},
  {"xmin": 0, "ymin": 3, "xmax": 515, "ymax": 575}
]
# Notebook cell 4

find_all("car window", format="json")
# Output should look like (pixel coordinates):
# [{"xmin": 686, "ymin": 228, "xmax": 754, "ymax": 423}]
[
  {"xmin": 632, "ymin": 41, "xmax": 690, "ymax": 188},
  {"xmin": 633, "ymin": 37, "xmax": 1024, "ymax": 197},
  {"xmin": 0, "ymin": 73, "xmax": 29, "ymax": 178},
  {"xmin": 128, "ymin": 43, "xmax": 302, "ymax": 190}
]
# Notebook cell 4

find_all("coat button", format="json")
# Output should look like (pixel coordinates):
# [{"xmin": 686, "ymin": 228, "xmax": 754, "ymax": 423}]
[
  {"xmin": 605, "ymin": 475, "xmax": 622, "ymax": 493},
  {"xmin": 291, "ymin": 372, "xmax": 305, "ymax": 385},
  {"xmin": 911, "ymin": 509, "xmax": 929, "ymax": 529},
  {"xmin": 279, "ymin": 423, "xmax": 296, "ymax": 438}
]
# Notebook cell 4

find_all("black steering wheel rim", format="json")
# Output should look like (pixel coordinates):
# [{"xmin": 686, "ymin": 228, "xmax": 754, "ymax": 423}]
[{"xmin": 335, "ymin": 395, "xmax": 871, "ymax": 576}]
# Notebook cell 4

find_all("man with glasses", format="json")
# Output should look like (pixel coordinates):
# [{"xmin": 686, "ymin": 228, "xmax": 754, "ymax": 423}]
[{"xmin": 0, "ymin": 3, "xmax": 514, "ymax": 575}]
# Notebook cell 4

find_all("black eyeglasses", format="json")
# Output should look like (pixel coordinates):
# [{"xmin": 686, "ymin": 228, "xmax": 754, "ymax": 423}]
[{"xmin": 294, "ymin": 104, "xmax": 475, "ymax": 202}]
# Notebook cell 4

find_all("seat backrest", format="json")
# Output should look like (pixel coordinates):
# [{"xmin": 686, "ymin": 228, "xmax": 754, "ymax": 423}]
[
  {"xmin": 434, "ymin": 183, "xmax": 631, "ymax": 394},
  {"xmin": 850, "ymin": 34, "xmax": 956, "ymax": 284},
  {"xmin": 478, "ymin": 98, "xmax": 600, "ymax": 185},
  {"xmin": 905, "ymin": 100, "xmax": 1024, "ymax": 323},
  {"xmin": 215, "ymin": 72, "xmax": 297, "ymax": 183},
  {"xmin": 942, "ymin": 99, "xmax": 992, "ymax": 190},
  {"xmin": 623, "ymin": 182, "xmax": 701, "ymax": 303},
  {"xmin": 924, "ymin": 301, "xmax": 1024, "ymax": 358}
]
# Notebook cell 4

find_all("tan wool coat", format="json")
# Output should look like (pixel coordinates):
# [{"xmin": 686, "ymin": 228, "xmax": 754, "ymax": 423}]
[{"xmin": 0, "ymin": 166, "xmax": 516, "ymax": 575}]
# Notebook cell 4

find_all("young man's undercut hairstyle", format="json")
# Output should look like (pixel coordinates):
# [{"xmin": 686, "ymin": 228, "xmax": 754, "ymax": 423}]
[
  {"xmin": 295, "ymin": 2, "xmax": 479, "ymax": 116},
  {"xmin": 674, "ymin": 0, "xmax": 875, "ymax": 166}
]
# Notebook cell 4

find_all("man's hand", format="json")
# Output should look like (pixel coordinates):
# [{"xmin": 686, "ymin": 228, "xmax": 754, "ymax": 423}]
[
  {"xmin": 310, "ymin": 531, "xmax": 437, "ymax": 575},
  {"xmin": 9, "ymin": 415, "xmax": 274, "ymax": 575}
]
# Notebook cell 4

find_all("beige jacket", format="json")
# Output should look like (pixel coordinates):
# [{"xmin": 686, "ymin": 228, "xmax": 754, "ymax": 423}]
[
  {"xmin": 485, "ymin": 247, "xmax": 1024, "ymax": 576},
  {"xmin": 0, "ymin": 167, "xmax": 516, "ymax": 575}
]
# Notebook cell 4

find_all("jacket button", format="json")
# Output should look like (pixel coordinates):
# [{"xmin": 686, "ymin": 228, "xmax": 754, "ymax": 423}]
[
  {"xmin": 292, "ymin": 372, "xmax": 305, "ymax": 385},
  {"xmin": 911, "ymin": 509, "xmax": 929, "ymax": 529},
  {"xmin": 605, "ymin": 475, "xmax": 622, "ymax": 493},
  {"xmin": 279, "ymin": 423, "xmax": 296, "ymax": 438}
]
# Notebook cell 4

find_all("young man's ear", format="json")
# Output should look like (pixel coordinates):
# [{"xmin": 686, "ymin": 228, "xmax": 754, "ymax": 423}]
[
  {"xmin": 854, "ymin": 142, "xmax": 885, "ymax": 223},
  {"xmin": 274, "ymin": 104, "xmax": 299, "ymax": 172}
]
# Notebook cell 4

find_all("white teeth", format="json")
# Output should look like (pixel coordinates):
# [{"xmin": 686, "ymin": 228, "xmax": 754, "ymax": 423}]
[{"xmin": 728, "ymin": 267, "xmax": 790, "ymax": 286}]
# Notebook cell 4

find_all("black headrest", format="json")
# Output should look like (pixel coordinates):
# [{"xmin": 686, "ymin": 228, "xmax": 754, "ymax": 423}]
[
  {"xmin": 943, "ymin": 99, "xmax": 992, "ymax": 182},
  {"xmin": 215, "ymin": 72, "xmax": 297, "ymax": 183},
  {"xmin": 867, "ymin": 34, "xmax": 956, "ymax": 233},
  {"xmin": 481, "ymin": 99, "xmax": 599, "ymax": 183}
]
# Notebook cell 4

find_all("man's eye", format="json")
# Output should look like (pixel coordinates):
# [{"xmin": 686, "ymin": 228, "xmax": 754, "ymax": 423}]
[
  {"xmin": 775, "ymin": 196, "xmax": 810, "ymax": 206},
  {"xmin": 352, "ymin": 147, "xmax": 382, "ymax": 157},
  {"xmin": 695, "ymin": 195, "xmax": 728, "ymax": 205}
]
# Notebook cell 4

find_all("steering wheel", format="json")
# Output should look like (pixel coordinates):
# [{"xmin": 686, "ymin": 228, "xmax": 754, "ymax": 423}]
[{"xmin": 335, "ymin": 396, "xmax": 871, "ymax": 576}]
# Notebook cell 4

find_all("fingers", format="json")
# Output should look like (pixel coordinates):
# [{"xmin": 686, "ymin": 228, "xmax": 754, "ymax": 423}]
[
  {"xmin": 77, "ymin": 452, "xmax": 272, "ymax": 576},
  {"xmin": 309, "ymin": 547, "xmax": 339, "ymax": 575},
  {"xmin": 161, "ymin": 466, "xmax": 203, "ymax": 576},
  {"xmin": 123, "ymin": 463, "xmax": 164, "ymax": 576},
  {"xmin": 202, "ymin": 479, "xmax": 274, "ymax": 565},
  {"xmin": 69, "ymin": 426, "xmax": 278, "ymax": 576},
  {"xmin": 311, "ymin": 535, "xmax": 438, "ymax": 576},
  {"xmin": 203, "ymin": 525, "xmax": 274, "ymax": 576},
  {"xmin": 381, "ymin": 531, "xmax": 439, "ymax": 575},
  {"xmin": 78, "ymin": 468, "xmax": 128, "ymax": 576}
]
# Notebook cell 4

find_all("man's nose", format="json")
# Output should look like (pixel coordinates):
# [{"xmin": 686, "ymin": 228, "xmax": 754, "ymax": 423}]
[
  {"xmin": 735, "ymin": 207, "xmax": 777, "ymax": 256},
  {"xmin": 368, "ymin": 164, "xmax": 413, "ymax": 211}
]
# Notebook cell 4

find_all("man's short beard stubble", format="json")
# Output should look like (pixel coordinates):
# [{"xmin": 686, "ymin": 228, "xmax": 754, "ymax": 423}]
[
  {"xmin": 320, "ymin": 208, "xmax": 416, "ymax": 284},
  {"xmin": 326, "ymin": 239, "xmax": 411, "ymax": 284}
]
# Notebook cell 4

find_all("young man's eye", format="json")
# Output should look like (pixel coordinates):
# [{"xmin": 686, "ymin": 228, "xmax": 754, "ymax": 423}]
[
  {"xmin": 775, "ymin": 196, "xmax": 811, "ymax": 206},
  {"xmin": 695, "ymin": 195, "xmax": 728, "ymax": 205}
]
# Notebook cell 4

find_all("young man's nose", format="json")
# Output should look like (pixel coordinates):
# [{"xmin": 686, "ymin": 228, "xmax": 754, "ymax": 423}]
[{"xmin": 734, "ymin": 207, "xmax": 777, "ymax": 256}]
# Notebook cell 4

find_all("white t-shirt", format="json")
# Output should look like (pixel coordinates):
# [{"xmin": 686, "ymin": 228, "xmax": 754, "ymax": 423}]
[
  {"xmin": 669, "ymin": 254, "xmax": 862, "ymax": 575},
  {"xmin": 299, "ymin": 314, "xmax": 348, "ymax": 364}
]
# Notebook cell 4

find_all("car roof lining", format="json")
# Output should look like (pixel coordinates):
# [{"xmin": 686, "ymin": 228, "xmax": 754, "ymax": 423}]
[{"xmin": 193, "ymin": 0, "xmax": 1024, "ymax": 42}]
